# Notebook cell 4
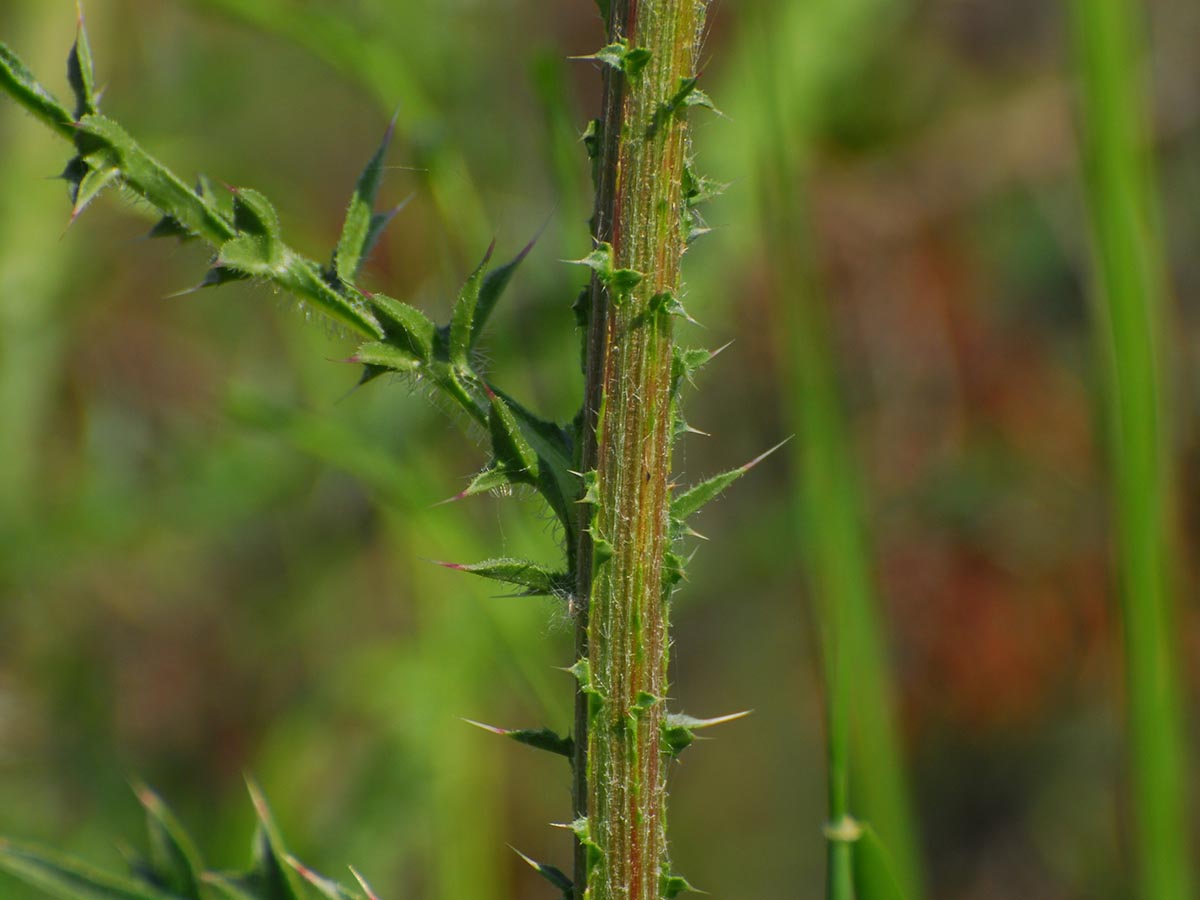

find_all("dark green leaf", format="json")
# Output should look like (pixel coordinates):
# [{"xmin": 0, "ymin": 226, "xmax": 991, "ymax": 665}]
[
  {"xmin": 512, "ymin": 847, "xmax": 573, "ymax": 895},
  {"xmin": 464, "ymin": 720, "xmax": 574, "ymax": 758}
]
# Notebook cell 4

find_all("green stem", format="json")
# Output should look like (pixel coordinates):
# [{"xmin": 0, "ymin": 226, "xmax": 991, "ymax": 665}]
[
  {"xmin": 574, "ymin": 3, "xmax": 706, "ymax": 898},
  {"xmin": 749, "ymin": 9, "xmax": 923, "ymax": 899},
  {"xmin": 1070, "ymin": 1, "xmax": 1193, "ymax": 898}
]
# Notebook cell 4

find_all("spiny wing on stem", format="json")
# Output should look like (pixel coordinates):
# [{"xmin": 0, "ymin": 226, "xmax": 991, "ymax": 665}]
[
  {"xmin": 661, "ymin": 710, "xmax": 751, "ymax": 757},
  {"xmin": 670, "ymin": 439, "xmax": 790, "ymax": 530},
  {"xmin": 464, "ymin": 719, "xmax": 574, "ymax": 758},
  {"xmin": 512, "ymin": 847, "xmax": 573, "ymax": 900},
  {"xmin": 436, "ymin": 557, "xmax": 571, "ymax": 597}
]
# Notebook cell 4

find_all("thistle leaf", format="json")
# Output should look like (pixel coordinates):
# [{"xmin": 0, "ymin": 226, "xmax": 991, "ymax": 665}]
[
  {"xmin": 666, "ymin": 76, "xmax": 701, "ymax": 114},
  {"xmin": 450, "ymin": 241, "xmax": 495, "ymax": 367},
  {"xmin": 0, "ymin": 41, "xmax": 74, "ymax": 138},
  {"xmin": 487, "ymin": 390, "xmax": 539, "ymax": 480},
  {"xmin": 661, "ymin": 873, "xmax": 703, "ymax": 899},
  {"xmin": 334, "ymin": 117, "xmax": 395, "ymax": 284},
  {"xmin": 351, "ymin": 341, "xmax": 422, "ymax": 372},
  {"xmin": 470, "ymin": 226, "xmax": 544, "ymax": 348},
  {"xmin": 219, "ymin": 188, "xmax": 284, "ymax": 272},
  {"xmin": 70, "ymin": 161, "xmax": 120, "ymax": 221},
  {"xmin": 198, "ymin": 265, "xmax": 252, "ymax": 290},
  {"xmin": 661, "ymin": 710, "xmax": 750, "ymax": 757},
  {"xmin": 464, "ymin": 719, "xmax": 574, "ymax": 758},
  {"xmin": 438, "ymin": 463, "xmax": 522, "ymax": 504},
  {"xmin": 133, "ymin": 782, "xmax": 204, "ymax": 900},
  {"xmin": 74, "ymin": 115, "xmax": 235, "ymax": 246},
  {"xmin": 511, "ymin": 847, "xmax": 573, "ymax": 896},
  {"xmin": 670, "ymin": 439, "xmax": 789, "ymax": 524},
  {"xmin": 574, "ymin": 40, "xmax": 651, "ymax": 79},
  {"xmin": 648, "ymin": 291, "xmax": 698, "ymax": 326},
  {"xmin": 67, "ymin": 8, "xmax": 98, "ymax": 119},
  {"xmin": 367, "ymin": 293, "xmax": 436, "ymax": 362},
  {"xmin": 268, "ymin": 258, "xmax": 384, "ymax": 338},
  {"xmin": 569, "ymin": 242, "xmax": 641, "ymax": 297},
  {"xmin": 437, "ymin": 558, "xmax": 568, "ymax": 597},
  {"xmin": 670, "ymin": 343, "xmax": 728, "ymax": 397},
  {"xmin": 581, "ymin": 118, "xmax": 601, "ymax": 160},
  {"xmin": 682, "ymin": 162, "xmax": 726, "ymax": 210},
  {"xmin": 0, "ymin": 838, "xmax": 170, "ymax": 900}
]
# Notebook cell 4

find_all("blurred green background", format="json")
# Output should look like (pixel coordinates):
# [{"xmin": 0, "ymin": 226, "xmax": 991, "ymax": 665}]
[{"xmin": 0, "ymin": 1, "xmax": 1197, "ymax": 898}]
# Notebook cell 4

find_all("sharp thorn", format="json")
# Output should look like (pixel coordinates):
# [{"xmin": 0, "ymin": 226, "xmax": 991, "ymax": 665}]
[{"xmin": 349, "ymin": 867, "xmax": 381, "ymax": 900}]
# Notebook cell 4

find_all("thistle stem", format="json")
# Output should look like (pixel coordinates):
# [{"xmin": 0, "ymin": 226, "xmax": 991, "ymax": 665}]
[{"xmin": 573, "ymin": 2, "xmax": 707, "ymax": 898}]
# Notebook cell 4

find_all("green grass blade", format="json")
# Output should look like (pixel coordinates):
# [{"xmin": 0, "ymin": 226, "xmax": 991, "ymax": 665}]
[
  {"xmin": 746, "ymin": 5, "xmax": 924, "ymax": 898},
  {"xmin": 1069, "ymin": 0, "xmax": 1193, "ymax": 897}
]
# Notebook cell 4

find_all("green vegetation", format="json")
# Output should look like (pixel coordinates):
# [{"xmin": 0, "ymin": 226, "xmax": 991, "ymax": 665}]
[
  {"xmin": 1070, "ymin": 0, "xmax": 1193, "ymax": 897},
  {"xmin": 1, "ymin": 1, "xmax": 731, "ymax": 899},
  {"xmin": 1, "ymin": 1, "xmax": 1197, "ymax": 899}
]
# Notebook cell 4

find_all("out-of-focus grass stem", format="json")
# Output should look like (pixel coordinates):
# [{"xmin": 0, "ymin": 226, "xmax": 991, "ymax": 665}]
[
  {"xmin": 749, "ymin": 5, "xmax": 923, "ymax": 899},
  {"xmin": 1069, "ymin": 1, "xmax": 1193, "ymax": 898}
]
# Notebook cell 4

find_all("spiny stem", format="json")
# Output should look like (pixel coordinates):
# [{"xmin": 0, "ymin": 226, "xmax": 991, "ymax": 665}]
[{"xmin": 574, "ymin": 2, "xmax": 707, "ymax": 899}]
